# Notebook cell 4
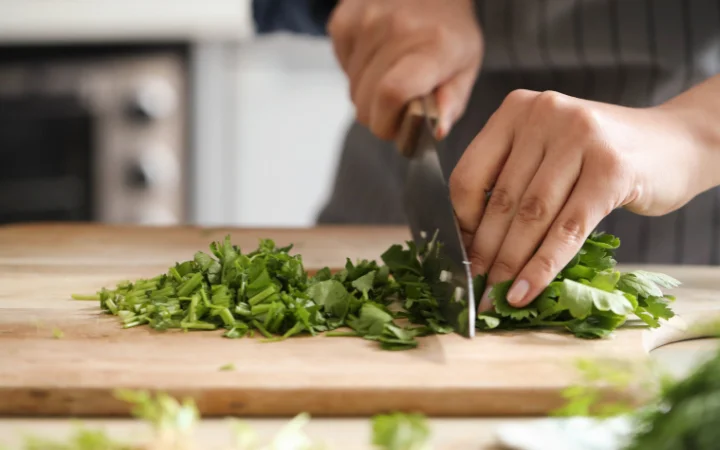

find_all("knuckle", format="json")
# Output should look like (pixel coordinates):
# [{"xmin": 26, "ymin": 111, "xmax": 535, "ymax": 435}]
[
  {"xmin": 595, "ymin": 146, "xmax": 625, "ymax": 176},
  {"xmin": 468, "ymin": 251, "xmax": 491, "ymax": 273},
  {"xmin": 486, "ymin": 187, "xmax": 515, "ymax": 216},
  {"xmin": 490, "ymin": 259, "xmax": 516, "ymax": 279},
  {"xmin": 517, "ymin": 196, "xmax": 548, "ymax": 225},
  {"xmin": 555, "ymin": 216, "xmax": 586, "ymax": 246},
  {"xmin": 532, "ymin": 253, "xmax": 557, "ymax": 276},
  {"xmin": 568, "ymin": 107, "xmax": 601, "ymax": 140},
  {"xmin": 502, "ymin": 89, "xmax": 536, "ymax": 110},
  {"xmin": 377, "ymin": 75, "xmax": 409, "ymax": 108},
  {"xmin": 534, "ymin": 90, "xmax": 567, "ymax": 114}
]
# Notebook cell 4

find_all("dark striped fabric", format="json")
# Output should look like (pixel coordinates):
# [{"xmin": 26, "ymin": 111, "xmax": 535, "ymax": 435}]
[{"xmin": 316, "ymin": 0, "xmax": 720, "ymax": 265}]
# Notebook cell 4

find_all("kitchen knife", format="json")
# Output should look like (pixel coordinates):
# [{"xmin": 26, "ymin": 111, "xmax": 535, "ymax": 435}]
[{"xmin": 395, "ymin": 95, "xmax": 476, "ymax": 338}]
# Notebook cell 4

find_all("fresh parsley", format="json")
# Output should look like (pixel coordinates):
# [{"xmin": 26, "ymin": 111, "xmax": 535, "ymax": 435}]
[
  {"xmin": 74, "ymin": 231, "xmax": 679, "ymax": 349},
  {"xmin": 480, "ymin": 232, "xmax": 679, "ymax": 339}
]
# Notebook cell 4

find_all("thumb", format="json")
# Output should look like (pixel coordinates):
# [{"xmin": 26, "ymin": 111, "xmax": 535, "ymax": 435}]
[{"xmin": 434, "ymin": 68, "xmax": 477, "ymax": 139}]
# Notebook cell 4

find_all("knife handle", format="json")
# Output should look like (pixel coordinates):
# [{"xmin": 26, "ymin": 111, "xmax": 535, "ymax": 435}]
[{"xmin": 395, "ymin": 95, "xmax": 440, "ymax": 158}]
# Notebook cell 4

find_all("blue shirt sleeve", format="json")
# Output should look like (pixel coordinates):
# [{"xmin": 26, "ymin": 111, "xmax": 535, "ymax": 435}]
[{"xmin": 252, "ymin": 0, "xmax": 338, "ymax": 36}]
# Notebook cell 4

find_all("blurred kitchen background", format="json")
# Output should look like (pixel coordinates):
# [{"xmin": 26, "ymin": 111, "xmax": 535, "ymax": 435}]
[{"xmin": 0, "ymin": 0, "xmax": 353, "ymax": 228}]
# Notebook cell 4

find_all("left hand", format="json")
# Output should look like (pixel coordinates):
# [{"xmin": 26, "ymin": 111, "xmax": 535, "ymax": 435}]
[{"xmin": 449, "ymin": 89, "xmax": 710, "ymax": 311}]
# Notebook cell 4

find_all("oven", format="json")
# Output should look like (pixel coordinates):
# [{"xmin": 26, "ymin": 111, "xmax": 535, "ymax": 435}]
[{"xmin": 0, "ymin": 44, "xmax": 189, "ymax": 225}]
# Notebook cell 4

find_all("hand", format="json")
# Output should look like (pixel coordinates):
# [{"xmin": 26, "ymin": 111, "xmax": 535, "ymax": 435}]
[
  {"xmin": 449, "ymin": 89, "xmax": 711, "ymax": 312},
  {"xmin": 328, "ymin": 0, "xmax": 482, "ymax": 140}
]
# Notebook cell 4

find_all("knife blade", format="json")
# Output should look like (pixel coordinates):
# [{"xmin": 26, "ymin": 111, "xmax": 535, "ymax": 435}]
[{"xmin": 395, "ymin": 96, "xmax": 476, "ymax": 338}]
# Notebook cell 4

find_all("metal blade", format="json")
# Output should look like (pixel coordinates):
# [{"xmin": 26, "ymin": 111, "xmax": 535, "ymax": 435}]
[{"xmin": 402, "ymin": 116, "xmax": 476, "ymax": 338}]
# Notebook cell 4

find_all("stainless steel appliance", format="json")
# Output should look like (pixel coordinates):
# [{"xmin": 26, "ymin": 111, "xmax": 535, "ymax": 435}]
[{"xmin": 0, "ymin": 45, "xmax": 188, "ymax": 225}]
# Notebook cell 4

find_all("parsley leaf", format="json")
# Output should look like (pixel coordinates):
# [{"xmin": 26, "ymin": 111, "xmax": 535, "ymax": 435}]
[
  {"xmin": 566, "ymin": 313, "xmax": 627, "ymax": 339},
  {"xmin": 307, "ymin": 280, "xmax": 350, "ymax": 321},
  {"xmin": 559, "ymin": 279, "xmax": 635, "ymax": 319},
  {"xmin": 490, "ymin": 280, "xmax": 538, "ymax": 320},
  {"xmin": 351, "ymin": 270, "xmax": 376, "ymax": 295},
  {"xmin": 347, "ymin": 302, "xmax": 393, "ymax": 337},
  {"xmin": 476, "ymin": 314, "xmax": 501, "ymax": 330}
]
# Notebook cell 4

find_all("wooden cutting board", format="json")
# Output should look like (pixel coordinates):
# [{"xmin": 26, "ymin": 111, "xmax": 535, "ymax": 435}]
[{"xmin": 1, "ymin": 223, "xmax": 720, "ymax": 418}]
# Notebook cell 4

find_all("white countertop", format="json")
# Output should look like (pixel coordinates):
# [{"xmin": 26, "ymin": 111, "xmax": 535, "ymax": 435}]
[{"xmin": 0, "ymin": 0, "xmax": 254, "ymax": 43}]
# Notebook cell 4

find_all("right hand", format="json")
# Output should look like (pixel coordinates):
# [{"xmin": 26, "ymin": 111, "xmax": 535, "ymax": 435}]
[{"xmin": 328, "ymin": 0, "xmax": 483, "ymax": 140}]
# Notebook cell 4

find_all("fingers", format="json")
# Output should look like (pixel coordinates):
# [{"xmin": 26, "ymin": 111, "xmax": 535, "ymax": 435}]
[
  {"xmin": 328, "ymin": 0, "xmax": 367, "ymax": 72},
  {"xmin": 356, "ymin": 39, "xmax": 426, "ymax": 137},
  {"xmin": 346, "ymin": 14, "xmax": 392, "ymax": 118},
  {"xmin": 484, "ymin": 144, "xmax": 583, "ymax": 297},
  {"xmin": 468, "ymin": 130, "xmax": 545, "ymax": 279},
  {"xmin": 450, "ymin": 90, "xmax": 538, "ymax": 248},
  {"xmin": 364, "ymin": 51, "xmax": 477, "ymax": 140},
  {"xmin": 434, "ymin": 68, "xmax": 478, "ymax": 138},
  {"xmin": 454, "ymin": 90, "xmax": 633, "ymax": 313},
  {"xmin": 365, "ymin": 48, "xmax": 445, "ymax": 140},
  {"xmin": 507, "ymin": 166, "xmax": 613, "ymax": 307},
  {"xmin": 329, "ymin": 0, "xmax": 482, "ymax": 141}
]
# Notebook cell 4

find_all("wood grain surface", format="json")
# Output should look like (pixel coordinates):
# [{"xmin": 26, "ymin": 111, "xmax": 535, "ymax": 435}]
[{"xmin": 1, "ymin": 223, "xmax": 719, "ymax": 418}]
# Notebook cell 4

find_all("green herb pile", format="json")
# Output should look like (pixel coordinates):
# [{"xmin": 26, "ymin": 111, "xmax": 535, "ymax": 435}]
[
  {"xmin": 12, "ymin": 390, "xmax": 431, "ymax": 450},
  {"xmin": 480, "ymin": 232, "xmax": 680, "ymax": 338},
  {"xmin": 73, "ymin": 231, "xmax": 679, "ymax": 349}
]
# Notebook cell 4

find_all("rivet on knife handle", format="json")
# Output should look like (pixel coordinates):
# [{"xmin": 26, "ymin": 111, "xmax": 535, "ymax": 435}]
[{"xmin": 395, "ymin": 95, "xmax": 440, "ymax": 158}]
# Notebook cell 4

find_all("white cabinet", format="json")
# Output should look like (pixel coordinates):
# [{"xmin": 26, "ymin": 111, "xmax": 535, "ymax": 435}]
[{"xmin": 192, "ymin": 35, "xmax": 354, "ymax": 227}]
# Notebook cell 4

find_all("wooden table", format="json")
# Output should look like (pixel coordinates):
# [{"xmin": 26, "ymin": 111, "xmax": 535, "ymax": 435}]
[{"xmin": 1, "ymin": 223, "xmax": 719, "ymax": 449}]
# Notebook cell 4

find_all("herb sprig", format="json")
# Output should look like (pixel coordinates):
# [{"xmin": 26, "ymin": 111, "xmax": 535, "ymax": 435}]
[{"xmin": 479, "ymin": 232, "xmax": 680, "ymax": 338}]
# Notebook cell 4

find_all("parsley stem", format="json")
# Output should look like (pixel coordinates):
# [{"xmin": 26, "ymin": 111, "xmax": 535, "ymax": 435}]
[
  {"xmin": 251, "ymin": 304, "xmax": 271, "ymax": 316},
  {"xmin": 235, "ymin": 303, "xmax": 251, "ymax": 317},
  {"xmin": 71, "ymin": 293, "xmax": 100, "ymax": 301},
  {"xmin": 252, "ymin": 320, "xmax": 273, "ymax": 338},
  {"xmin": 326, "ymin": 330, "xmax": 361, "ymax": 337},
  {"xmin": 249, "ymin": 286, "xmax": 276, "ymax": 306},
  {"xmin": 169, "ymin": 267, "xmax": 182, "ymax": 283},
  {"xmin": 525, "ymin": 320, "xmax": 574, "ymax": 327},
  {"xmin": 218, "ymin": 308, "xmax": 234, "ymax": 326},
  {"xmin": 282, "ymin": 322, "xmax": 305, "ymax": 338},
  {"xmin": 177, "ymin": 273, "xmax": 203, "ymax": 297},
  {"xmin": 181, "ymin": 321, "xmax": 217, "ymax": 330}
]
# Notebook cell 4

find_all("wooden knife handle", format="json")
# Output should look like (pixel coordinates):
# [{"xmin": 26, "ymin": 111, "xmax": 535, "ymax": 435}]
[{"xmin": 395, "ymin": 95, "xmax": 440, "ymax": 158}]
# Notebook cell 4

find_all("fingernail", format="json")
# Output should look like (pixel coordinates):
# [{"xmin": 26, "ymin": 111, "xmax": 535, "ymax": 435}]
[
  {"xmin": 507, "ymin": 279, "xmax": 529, "ymax": 306},
  {"xmin": 478, "ymin": 286, "xmax": 493, "ymax": 312},
  {"xmin": 436, "ymin": 114, "xmax": 451, "ymax": 140}
]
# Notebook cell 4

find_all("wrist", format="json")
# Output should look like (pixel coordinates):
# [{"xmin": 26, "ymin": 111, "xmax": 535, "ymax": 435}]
[{"xmin": 659, "ymin": 83, "xmax": 720, "ymax": 194}]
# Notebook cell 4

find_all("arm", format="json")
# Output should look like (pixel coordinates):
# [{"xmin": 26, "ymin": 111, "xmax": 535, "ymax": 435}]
[
  {"xmin": 448, "ymin": 73, "xmax": 720, "ymax": 311},
  {"xmin": 251, "ymin": 0, "xmax": 338, "ymax": 36},
  {"xmin": 660, "ymin": 74, "xmax": 720, "ymax": 193}
]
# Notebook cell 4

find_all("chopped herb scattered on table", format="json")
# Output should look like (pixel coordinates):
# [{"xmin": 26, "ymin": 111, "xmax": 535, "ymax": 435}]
[
  {"xmin": 12, "ymin": 389, "xmax": 431, "ymax": 450},
  {"xmin": 549, "ymin": 323, "xmax": 720, "ymax": 450},
  {"xmin": 73, "ymin": 231, "xmax": 679, "ymax": 349}
]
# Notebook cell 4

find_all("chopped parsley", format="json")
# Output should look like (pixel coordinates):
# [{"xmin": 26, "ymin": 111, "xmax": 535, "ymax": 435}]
[{"xmin": 73, "ymin": 231, "xmax": 679, "ymax": 349}]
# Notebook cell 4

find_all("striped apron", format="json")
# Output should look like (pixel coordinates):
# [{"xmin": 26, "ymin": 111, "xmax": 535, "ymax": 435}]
[{"xmin": 316, "ymin": 0, "xmax": 720, "ymax": 265}]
